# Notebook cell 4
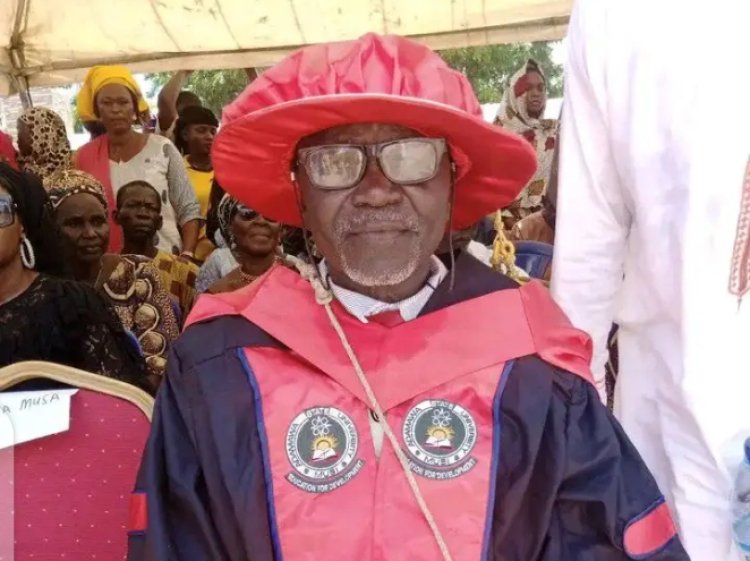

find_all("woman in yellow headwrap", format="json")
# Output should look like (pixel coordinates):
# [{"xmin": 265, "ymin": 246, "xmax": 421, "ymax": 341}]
[
  {"xmin": 76, "ymin": 65, "xmax": 151, "ymax": 125},
  {"xmin": 74, "ymin": 65, "xmax": 202, "ymax": 258}
]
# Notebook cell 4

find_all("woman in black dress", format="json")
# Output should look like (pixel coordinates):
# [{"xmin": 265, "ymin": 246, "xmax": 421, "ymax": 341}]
[{"xmin": 0, "ymin": 163, "xmax": 150, "ymax": 392}]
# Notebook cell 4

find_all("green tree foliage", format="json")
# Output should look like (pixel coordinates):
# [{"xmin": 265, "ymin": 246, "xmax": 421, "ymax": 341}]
[
  {"xmin": 439, "ymin": 42, "xmax": 562, "ymax": 103},
  {"xmin": 70, "ymin": 95, "xmax": 84, "ymax": 134},
  {"xmin": 147, "ymin": 69, "xmax": 251, "ymax": 117},
  {"xmin": 146, "ymin": 41, "xmax": 562, "ymax": 114}
]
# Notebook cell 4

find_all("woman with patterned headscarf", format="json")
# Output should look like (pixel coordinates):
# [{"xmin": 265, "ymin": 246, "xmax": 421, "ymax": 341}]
[
  {"xmin": 494, "ymin": 59, "xmax": 559, "ymax": 229},
  {"xmin": 45, "ymin": 168, "xmax": 179, "ymax": 385},
  {"xmin": 196, "ymin": 188, "xmax": 238, "ymax": 293},
  {"xmin": 17, "ymin": 108, "xmax": 72, "ymax": 180}
]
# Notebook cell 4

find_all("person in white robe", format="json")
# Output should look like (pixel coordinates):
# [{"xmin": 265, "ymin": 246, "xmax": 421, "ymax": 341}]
[{"xmin": 552, "ymin": 1, "xmax": 750, "ymax": 560}]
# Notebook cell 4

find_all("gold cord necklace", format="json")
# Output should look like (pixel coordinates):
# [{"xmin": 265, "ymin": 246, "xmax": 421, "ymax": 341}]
[{"xmin": 238, "ymin": 255, "xmax": 281, "ymax": 284}]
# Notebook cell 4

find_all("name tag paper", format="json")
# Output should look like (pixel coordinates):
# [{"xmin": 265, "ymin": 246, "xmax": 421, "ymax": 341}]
[{"xmin": 0, "ymin": 389, "xmax": 78, "ymax": 449}]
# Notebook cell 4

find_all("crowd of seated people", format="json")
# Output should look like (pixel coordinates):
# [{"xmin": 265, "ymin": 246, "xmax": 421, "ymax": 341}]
[
  {"xmin": 0, "ymin": 52, "xmax": 588, "ymax": 561},
  {"xmin": 3, "ymin": 17, "xmax": 739, "ymax": 559},
  {"xmin": 0, "ymin": 163, "xmax": 150, "ymax": 391},
  {"xmin": 0, "ymin": 60, "xmax": 562, "ymax": 397},
  {"xmin": 0, "ymin": 67, "xmax": 203, "ymax": 391}
]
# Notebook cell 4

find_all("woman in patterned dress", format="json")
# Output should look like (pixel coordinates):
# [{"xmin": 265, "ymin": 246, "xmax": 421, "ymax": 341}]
[{"xmin": 45, "ymin": 169, "xmax": 179, "ymax": 385}]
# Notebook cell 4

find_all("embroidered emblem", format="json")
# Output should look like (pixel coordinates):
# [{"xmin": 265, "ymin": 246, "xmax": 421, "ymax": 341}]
[
  {"xmin": 402, "ymin": 400, "xmax": 478, "ymax": 480},
  {"xmin": 286, "ymin": 406, "xmax": 364, "ymax": 493}
]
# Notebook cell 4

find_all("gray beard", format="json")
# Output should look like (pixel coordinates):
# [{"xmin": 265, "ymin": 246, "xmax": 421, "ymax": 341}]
[
  {"xmin": 339, "ymin": 247, "xmax": 421, "ymax": 288},
  {"xmin": 331, "ymin": 209, "xmax": 422, "ymax": 287}
]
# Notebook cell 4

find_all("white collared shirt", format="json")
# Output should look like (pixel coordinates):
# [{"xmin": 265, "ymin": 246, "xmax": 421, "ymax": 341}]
[
  {"xmin": 318, "ymin": 256, "xmax": 448, "ymax": 324},
  {"xmin": 318, "ymin": 255, "xmax": 448, "ymax": 458}
]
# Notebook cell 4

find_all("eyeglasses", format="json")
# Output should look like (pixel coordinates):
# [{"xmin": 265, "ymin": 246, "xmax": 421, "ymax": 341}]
[
  {"xmin": 296, "ymin": 137, "xmax": 448, "ymax": 190},
  {"xmin": 0, "ymin": 197, "xmax": 16, "ymax": 228},
  {"xmin": 235, "ymin": 204, "xmax": 259, "ymax": 221},
  {"xmin": 235, "ymin": 205, "xmax": 277, "ymax": 224}
]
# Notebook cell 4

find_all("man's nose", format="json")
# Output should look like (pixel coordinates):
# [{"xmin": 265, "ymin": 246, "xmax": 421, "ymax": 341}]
[
  {"xmin": 350, "ymin": 156, "xmax": 403, "ymax": 208},
  {"xmin": 82, "ymin": 222, "xmax": 97, "ymax": 237}
]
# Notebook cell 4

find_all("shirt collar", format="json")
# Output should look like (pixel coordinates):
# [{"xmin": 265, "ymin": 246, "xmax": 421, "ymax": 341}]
[{"xmin": 318, "ymin": 256, "xmax": 448, "ymax": 324}]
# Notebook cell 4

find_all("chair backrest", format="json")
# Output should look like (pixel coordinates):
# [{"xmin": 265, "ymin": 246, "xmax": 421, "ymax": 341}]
[
  {"xmin": 513, "ymin": 241, "xmax": 554, "ymax": 280},
  {"xmin": 0, "ymin": 362, "xmax": 153, "ymax": 561}
]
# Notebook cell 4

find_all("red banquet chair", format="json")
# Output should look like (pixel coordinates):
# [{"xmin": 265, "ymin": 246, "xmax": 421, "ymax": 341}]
[{"xmin": 0, "ymin": 361, "xmax": 153, "ymax": 561}]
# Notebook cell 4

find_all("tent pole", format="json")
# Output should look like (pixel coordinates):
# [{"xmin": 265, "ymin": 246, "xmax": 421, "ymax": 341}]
[
  {"xmin": 10, "ymin": 0, "xmax": 32, "ymax": 107},
  {"xmin": 18, "ymin": 82, "xmax": 32, "ymax": 109},
  {"xmin": 9, "ymin": 74, "xmax": 32, "ymax": 108},
  {"xmin": 18, "ymin": 90, "xmax": 32, "ymax": 109},
  {"xmin": 15, "ymin": 78, "xmax": 32, "ymax": 108}
]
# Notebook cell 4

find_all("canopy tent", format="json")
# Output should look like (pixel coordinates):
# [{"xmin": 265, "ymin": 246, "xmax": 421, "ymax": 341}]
[{"xmin": 0, "ymin": 0, "xmax": 571, "ymax": 97}]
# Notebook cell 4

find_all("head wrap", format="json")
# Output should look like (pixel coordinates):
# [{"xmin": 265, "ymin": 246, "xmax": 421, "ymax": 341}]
[
  {"xmin": 213, "ymin": 33, "xmax": 537, "ymax": 231},
  {"xmin": 0, "ymin": 131, "xmax": 18, "ymax": 170},
  {"xmin": 17, "ymin": 108, "xmax": 72, "ymax": 180},
  {"xmin": 494, "ymin": 59, "xmax": 558, "ymax": 222},
  {"xmin": 176, "ymin": 90, "xmax": 202, "ymax": 110},
  {"xmin": 174, "ymin": 106, "xmax": 218, "ymax": 154},
  {"xmin": 217, "ymin": 193, "xmax": 240, "ymax": 244},
  {"xmin": 76, "ymin": 65, "xmax": 149, "ymax": 123},
  {"xmin": 0, "ymin": 163, "xmax": 66, "ymax": 275},
  {"xmin": 496, "ymin": 59, "xmax": 548, "ymax": 128},
  {"xmin": 45, "ymin": 169, "xmax": 109, "ymax": 211}
]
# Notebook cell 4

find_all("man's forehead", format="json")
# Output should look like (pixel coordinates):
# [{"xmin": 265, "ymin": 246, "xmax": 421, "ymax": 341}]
[
  {"xmin": 297, "ymin": 123, "xmax": 423, "ymax": 149},
  {"xmin": 123, "ymin": 184, "xmax": 159, "ymax": 201}
]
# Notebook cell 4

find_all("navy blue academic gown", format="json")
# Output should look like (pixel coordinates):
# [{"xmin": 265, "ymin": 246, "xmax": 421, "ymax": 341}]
[{"xmin": 128, "ymin": 255, "xmax": 690, "ymax": 561}]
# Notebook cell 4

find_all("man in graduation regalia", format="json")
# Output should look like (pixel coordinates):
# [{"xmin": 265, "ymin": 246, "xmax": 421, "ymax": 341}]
[{"xmin": 128, "ymin": 34, "xmax": 689, "ymax": 561}]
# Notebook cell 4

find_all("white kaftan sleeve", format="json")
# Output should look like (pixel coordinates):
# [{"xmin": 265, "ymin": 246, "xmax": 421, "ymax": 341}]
[{"xmin": 551, "ymin": 0, "xmax": 632, "ymax": 401}]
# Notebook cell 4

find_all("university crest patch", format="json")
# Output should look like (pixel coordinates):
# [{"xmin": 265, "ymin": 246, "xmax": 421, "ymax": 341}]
[
  {"xmin": 286, "ymin": 406, "xmax": 364, "ymax": 493},
  {"xmin": 402, "ymin": 400, "xmax": 478, "ymax": 480}
]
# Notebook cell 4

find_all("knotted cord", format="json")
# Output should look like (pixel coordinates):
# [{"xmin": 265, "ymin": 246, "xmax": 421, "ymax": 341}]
[
  {"xmin": 490, "ymin": 211, "xmax": 530, "ymax": 284},
  {"xmin": 284, "ymin": 255, "xmax": 455, "ymax": 561}
]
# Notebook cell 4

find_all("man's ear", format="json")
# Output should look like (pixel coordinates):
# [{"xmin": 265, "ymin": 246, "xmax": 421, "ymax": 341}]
[
  {"xmin": 113, "ymin": 209, "xmax": 121, "ymax": 225},
  {"xmin": 155, "ymin": 214, "xmax": 164, "ymax": 231}
]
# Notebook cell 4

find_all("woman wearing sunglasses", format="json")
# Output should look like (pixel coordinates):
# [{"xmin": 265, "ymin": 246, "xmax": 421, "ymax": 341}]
[
  {"xmin": 0, "ymin": 163, "xmax": 149, "ymax": 391},
  {"xmin": 199, "ymin": 193, "xmax": 283, "ymax": 295}
]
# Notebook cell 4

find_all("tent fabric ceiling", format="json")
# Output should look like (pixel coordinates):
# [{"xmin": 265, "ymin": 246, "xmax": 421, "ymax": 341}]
[{"xmin": 0, "ymin": 0, "xmax": 572, "ymax": 96}]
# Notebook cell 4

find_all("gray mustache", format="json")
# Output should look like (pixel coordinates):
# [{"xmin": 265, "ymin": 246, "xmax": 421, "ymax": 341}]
[{"xmin": 334, "ymin": 211, "xmax": 419, "ymax": 236}]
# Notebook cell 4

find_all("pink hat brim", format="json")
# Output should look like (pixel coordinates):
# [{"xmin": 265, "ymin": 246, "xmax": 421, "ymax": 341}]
[{"xmin": 212, "ymin": 94, "xmax": 537, "ymax": 230}]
